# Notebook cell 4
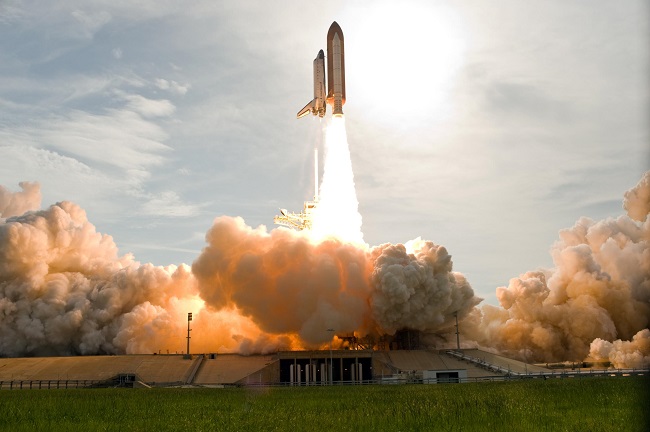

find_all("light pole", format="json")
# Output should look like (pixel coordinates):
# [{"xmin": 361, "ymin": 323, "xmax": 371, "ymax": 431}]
[
  {"xmin": 327, "ymin": 328, "xmax": 335, "ymax": 384},
  {"xmin": 186, "ymin": 312, "xmax": 192, "ymax": 357},
  {"xmin": 454, "ymin": 311, "xmax": 460, "ymax": 350}
]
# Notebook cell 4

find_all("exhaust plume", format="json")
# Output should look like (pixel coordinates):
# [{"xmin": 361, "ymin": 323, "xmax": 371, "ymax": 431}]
[
  {"xmin": 0, "ymin": 196, "xmax": 478, "ymax": 356},
  {"xmin": 369, "ymin": 238, "xmax": 480, "ymax": 334},
  {"xmin": 192, "ymin": 216, "xmax": 480, "ymax": 345},
  {"xmin": 311, "ymin": 116, "xmax": 364, "ymax": 245},
  {"xmin": 462, "ymin": 171, "xmax": 650, "ymax": 365},
  {"xmin": 1, "ymin": 165, "xmax": 647, "ymax": 367},
  {"xmin": 0, "ymin": 201, "xmax": 295, "ymax": 356},
  {"xmin": 0, "ymin": 181, "xmax": 41, "ymax": 218},
  {"xmin": 589, "ymin": 329, "xmax": 650, "ymax": 369}
]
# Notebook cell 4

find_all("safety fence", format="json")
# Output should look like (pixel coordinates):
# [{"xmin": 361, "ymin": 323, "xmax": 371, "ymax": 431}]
[
  {"xmin": 0, "ymin": 380, "xmax": 104, "ymax": 390},
  {"xmin": 1, "ymin": 368, "xmax": 647, "ymax": 390},
  {"xmin": 444, "ymin": 350, "xmax": 649, "ymax": 379}
]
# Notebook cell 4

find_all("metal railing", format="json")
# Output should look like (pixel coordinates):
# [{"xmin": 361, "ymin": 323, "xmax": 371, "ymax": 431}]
[
  {"xmin": 444, "ymin": 350, "xmax": 649, "ymax": 379},
  {"xmin": 0, "ymin": 380, "xmax": 104, "ymax": 390},
  {"xmin": 2, "ymin": 369, "xmax": 647, "ymax": 389}
]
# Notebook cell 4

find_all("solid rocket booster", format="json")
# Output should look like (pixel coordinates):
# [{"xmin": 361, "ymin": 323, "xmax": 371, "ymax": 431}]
[
  {"xmin": 297, "ymin": 50, "xmax": 326, "ymax": 118},
  {"xmin": 297, "ymin": 22, "xmax": 346, "ymax": 119},
  {"xmin": 326, "ymin": 21, "xmax": 345, "ymax": 116}
]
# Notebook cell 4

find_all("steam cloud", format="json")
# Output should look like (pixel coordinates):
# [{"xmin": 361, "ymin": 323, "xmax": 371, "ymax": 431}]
[
  {"xmin": 0, "ymin": 172, "xmax": 648, "ymax": 368},
  {"xmin": 0, "ymin": 183, "xmax": 478, "ymax": 356},
  {"xmin": 0, "ymin": 181, "xmax": 41, "ymax": 218},
  {"xmin": 192, "ymin": 217, "xmax": 480, "ymax": 345},
  {"xmin": 463, "ymin": 172, "xmax": 650, "ymax": 365}
]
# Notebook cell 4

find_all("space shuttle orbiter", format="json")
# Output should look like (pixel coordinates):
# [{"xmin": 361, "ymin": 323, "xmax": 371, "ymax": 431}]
[
  {"xmin": 297, "ymin": 50, "xmax": 326, "ymax": 118},
  {"xmin": 297, "ymin": 22, "xmax": 346, "ymax": 119}
]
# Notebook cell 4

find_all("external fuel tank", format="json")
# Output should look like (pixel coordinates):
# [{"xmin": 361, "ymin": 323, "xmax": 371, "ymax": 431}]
[{"xmin": 326, "ymin": 21, "xmax": 346, "ymax": 116}]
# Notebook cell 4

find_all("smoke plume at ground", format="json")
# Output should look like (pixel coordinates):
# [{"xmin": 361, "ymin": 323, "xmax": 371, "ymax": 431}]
[
  {"xmin": 0, "ymin": 182, "xmax": 479, "ymax": 355},
  {"xmin": 0, "ymin": 188, "xmax": 288, "ymax": 356},
  {"xmin": 462, "ymin": 172, "xmax": 650, "ymax": 365},
  {"xmin": 1, "ymin": 172, "xmax": 648, "ymax": 368},
  {"xmin": 191, "ymin": 217, "xmax": 480, "ymax": 345}
]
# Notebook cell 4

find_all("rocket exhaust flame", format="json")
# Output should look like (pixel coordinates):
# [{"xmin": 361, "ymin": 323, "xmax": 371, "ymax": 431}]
[{"xmin": 310, "ymin": 115, "xmax": 364, "ymax": 245}]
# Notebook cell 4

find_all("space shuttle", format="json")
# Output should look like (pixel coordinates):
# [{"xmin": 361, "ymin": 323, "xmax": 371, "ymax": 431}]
[
  {"xmin": 297, "ymin": 50, "xmax": 326, "ymax": 118},
  {"xmin": 297, "ymin": 22, "xmax": 346, "ymax": 119}
]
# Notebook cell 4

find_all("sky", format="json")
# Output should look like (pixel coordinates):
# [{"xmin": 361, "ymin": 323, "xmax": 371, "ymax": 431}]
[{"xmin": 1, "ymin": 0, "xmax": 648, "ymax": 305}]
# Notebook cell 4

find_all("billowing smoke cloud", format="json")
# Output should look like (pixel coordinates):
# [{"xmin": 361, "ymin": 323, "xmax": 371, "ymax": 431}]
[
  {"xmin": 369, "ymin": 239, "xmax": 480, "ymax": 334},
  {"xmin": 0, "ymin": 199, "xmax": 289, "ymax": 356},
  {"xmin": 192, "ymin": 217, "xmax": 479, "ymax": 345},
  {"xmin": 624, "ymin": 171, "xmax": 650, "ymax": 222},
  {"xmin": 0, "ymin": 188, "xmax": 478, "ymax": 356},
  {"xmin": 0, "ymin": 181, "xmax": 41, "ymax": 218},
  {"xmin": 589, "ymin": 329, "xmax": 650, "ymax": 369},
  {"xmin": 463, "ymin": 172, "xmax": 650, "ymax": 365},
  {"xmin": 1, "ymin": 171, "xmax": 647, "ymax": 367}
]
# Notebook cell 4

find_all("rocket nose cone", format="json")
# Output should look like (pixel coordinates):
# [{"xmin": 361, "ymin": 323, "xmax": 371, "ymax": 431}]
[{"xmin": 328, "ymin": 21, "xmax": 343, "ymax": 38}]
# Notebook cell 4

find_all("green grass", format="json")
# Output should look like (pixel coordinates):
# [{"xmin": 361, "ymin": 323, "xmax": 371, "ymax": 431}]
[{"xmin": 0, "ymin": 377, "xmax": 647, "ymax": 431}]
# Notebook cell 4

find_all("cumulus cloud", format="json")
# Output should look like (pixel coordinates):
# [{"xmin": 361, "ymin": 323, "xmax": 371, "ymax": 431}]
[{"xmin": 155, "ymin": 78, "xmax": 190, "ymax": 95}]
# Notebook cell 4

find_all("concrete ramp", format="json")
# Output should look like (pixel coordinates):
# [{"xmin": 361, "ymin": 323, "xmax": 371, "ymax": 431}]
[
  {"xmin": 193, "ymin": 354, "xmax": 276, "ymax": 384},
  {"xmin": 0, "ymin": 355, "xmax": 194, "ymax": 384},
  {"xmin": 457, "ymin": 349, "xmax": 550, "ymax": 374},
  {"xmin": 375, "ymin": 350, "xmax": 512, "ymax": 379}
]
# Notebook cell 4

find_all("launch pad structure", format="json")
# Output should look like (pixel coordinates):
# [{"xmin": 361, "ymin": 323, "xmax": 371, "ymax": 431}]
[
  {"xmin": 3, "ymin": 349, "xmax": 638, "ymax": 389},
  {"xmin": 274, "ymin": 148, "xmax": 319, "ymax": 230}
]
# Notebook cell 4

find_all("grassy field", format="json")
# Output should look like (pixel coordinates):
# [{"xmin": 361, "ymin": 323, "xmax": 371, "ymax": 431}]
[{"xmin": 0, "ymin": 377, "xmax": 647, "ymax": 431}]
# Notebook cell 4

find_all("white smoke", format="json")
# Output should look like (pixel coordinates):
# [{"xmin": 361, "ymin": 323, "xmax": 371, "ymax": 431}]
[
  {"xmin": 0, "ymin": 181, "xmax": 41, "ymax": 218},
  {"xmin": 463, "ymin": 171, "xmax": 650, "ymax": 365},
  {"xmin": 589, "ymin": 329, "xmax": 650, "ymax": 369},
  {"xmin": 0, "ymin": 200, "xmax": 287, "ymax": 356},
  {"xmin": 1, "ymin": 171, "xmax": 648, "ymax": 366},
  {"xmin": 624, "ymin": 171, "xmax": 650, "ymax": 222}
]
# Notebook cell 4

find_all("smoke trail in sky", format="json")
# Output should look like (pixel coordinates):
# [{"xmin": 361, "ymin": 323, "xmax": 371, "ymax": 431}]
[{"xmin": 311, "ymin": 115, "xmax": 364, "ymax": 245}]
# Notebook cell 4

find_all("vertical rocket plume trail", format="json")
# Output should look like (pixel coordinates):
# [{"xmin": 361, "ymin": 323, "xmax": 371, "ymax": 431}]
[{"xmin": 311, "ymin": 115, "xmax": 364, "ymax": 245}]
